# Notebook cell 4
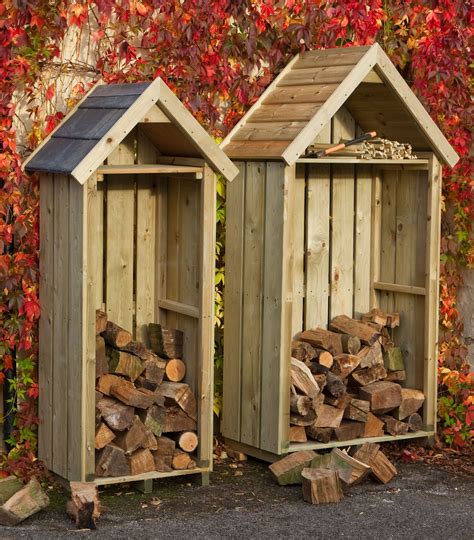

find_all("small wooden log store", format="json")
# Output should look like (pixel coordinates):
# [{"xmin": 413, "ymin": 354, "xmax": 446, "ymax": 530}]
[
  {"xmin": 220, "ymin": 44, "xmax": 459, "ymax": 460},
  {"xmin": 24, "ymin": 79, "xmax": 238, "ymax": 485}
]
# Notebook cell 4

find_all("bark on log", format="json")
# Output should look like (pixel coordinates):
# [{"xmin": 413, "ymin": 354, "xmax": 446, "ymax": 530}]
[
  {"xmin": 353, "ymin": 443, "xmax": 397, "ymax": 484},
  {"xmin": 152, "ymin": 437, "xmax": 176, "ymax": 472},
  {"xmin": 96, "ymin": 310, "xmax": 108, "ymax": 335},
  {"xmin": 357, "ymin": 342, "xmax": 384, "ymax": 369},
  {"xmin": 291, "ymin": 341, "xmax": 317, "ymax": 363},
  {"xmin": 325, "ymin": 372, "xmax": 347, "ymax": 398},
  {"xmin": 384, "ymin": 370, "xmax": 406, "ymax": 382},
  {"xmin": 130, "ymin": 449, "xmax": 156, "ymax": 475},
  {"xmin": 96, "ymin": 336, "xmax": 108, "ymax": 379},
  {"xmin": 350, "ymin": 364, "xmax": 387, "ymax": 386},
  {"xmin": 114, "ymin": 415, "xmax": 148, "ymax": 455},
  {"xmin": 301, "ymin": 468, "xmax": 343, "ymax": 505},
  {"xmin": 144, "ymin": 357, "xmax": 166, "ymax": 386},
  {"xmin": 343, "ymin": 399, "xmax": 370, "ymax": 422},
  {"xmin": 330, "ymin": 315, "xmax": 380, "ymax": 345},
  {"xmin": 296, "ymin": 328, "xmax": 343, "ymax": 356},
  {"xmin": 96, "ymin": 396, "xmax": 134, "ymax": 431},
  {"xmin": 290, "ymin": 409, "xmax": 316, "ymax": 426},
  {"xmin": 110, "ymin": 379, "xmax": 156, "ymax": 409},
  {"xmin": 95, "ymin": 445, "xmax": 130, "ymax": 477},
  {"xmin": 334, "ymin": 420, "xmax": 365, "ymax": 441},
  {"xmin": 139, "ymin": 405, "xmax": 165, "ymax": 438},
  {"xmin": 407, "ymin": 412, "xmax": 423, "ymax": 432},
  {"xmin": 340, "ymin": 334, "xmax": 361, "ymax": 355},
  {"xmin": 359, "ymin": 381, "xmax": 402, "ymax": 414},
  {"xmin": 268, "ymin": 450, "xmax": 317, "ymax": 485},
  {"xmin": 102, "ymin": 321, "xmax": 132, "ymax": 348},
  {"xmin": 394, "ymin": 388, "xmax": 425, "ymax": 420},
  {"xmin": 156, "ymin": 382, "xmax": 197, "ymax": 420},
  {"xmin": 331, "ymin": 354, "xmax": 361, "ymax": 379},
  {"xmin": 148, "ymin": 324, "xmax": 183, "ymax": 359},
  {"xmin": 66, "ymin": 482, "xmax": 101, "ymax": 530},
  {"xmin": 0, "ymin": 478, "xmax": 49, "ymax": 526},
  {"xmin": 383, "ymin": 347, "xmax": 405, "ymax": 371},
  {"xmin": 0, "ymin": 477, "xmax": 23, "ymax": 505},
  {"xmin": 162, "ymin": 406, "xmax": 197, "ymax": 433},
  {"xmin": 306, "ymin": 424, "xmax": 333, "ymax": 443},
  {"xmin": 380, "ymin": 415, "xmax": 409, "ymax": 436},
  {"xmin": 291, "ymin": 358, "xmax": 320, "ymax": 399},
  {"xmin": 290, "ymin": 394, "xmax": 312, "ymax": 416}
]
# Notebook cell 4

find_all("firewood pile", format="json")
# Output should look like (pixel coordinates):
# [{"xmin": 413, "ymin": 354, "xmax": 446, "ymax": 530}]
[
  {"xmin": 290, "ymin": 309, "xmax": 425, "ymax": 444},
  {"xmin": 95, "ymin": 310, "xmax": 198, "ymax": 478},
  {"xmin": 360, "ymin": 137, "xmax": 418, "ymax": 160},
  {"xmin": 269, "ymin": 442, "xmax": 397, "ymax": 504}
]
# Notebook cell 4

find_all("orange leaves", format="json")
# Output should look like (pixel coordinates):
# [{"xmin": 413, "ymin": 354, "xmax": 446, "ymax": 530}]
[{"xmin": 68, "ymin": 3, "xmax": 88, "ymax": 27}]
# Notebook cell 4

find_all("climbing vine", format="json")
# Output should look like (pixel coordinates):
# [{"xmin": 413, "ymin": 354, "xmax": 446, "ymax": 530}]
[{"xmin": 0, "ymin": 1, "xmax": 472, "ymax": 473}]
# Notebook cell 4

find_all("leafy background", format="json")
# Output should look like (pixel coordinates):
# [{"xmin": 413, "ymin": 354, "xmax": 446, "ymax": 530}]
[{"xmin": 0, "ymin": 0, "xmax": 472, "ymax": 474}]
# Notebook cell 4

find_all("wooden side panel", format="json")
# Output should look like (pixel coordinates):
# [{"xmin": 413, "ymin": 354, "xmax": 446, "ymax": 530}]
[
  {"xmin": 222, "ymin": 163, "xmax": 245, "ymax": 441},
  {"xmin": 240, "ymin": 162, "xmax": 265, "ymax": 446},
  {"xmin": 291, "ymin": 164, "xmax": 305, "ymax": 336},
  {"xmin": 95, "ymin": 180, "xmax": 104, "ymax": 310},
  {"xmin": 354, "ymin": 165, "xmax": 372, "ymax": 317},
  {"xmin": 330, "ymin": 164, "xmax": 354, "ymax": 318},
  {"xmin": 260, "ymin": 163, "xmax": 294, "ymax": 454},
  {"xmin": 305, "ymin": 164, "xmax": 330, "ymax": 328},
  {"xmin": 52, "ymin": 174, "xmax": 70, "ymax": 477},
  {"xmin": 105, "ymin": 133, "xmax": 135, "ymax": 332},
  {"xmin": 38, "ymin": 173, "xmax": 54, "ymax": 469},
  {"xmin": 370, "ymin": 169, "xmax": 382, "ymax": 308}
]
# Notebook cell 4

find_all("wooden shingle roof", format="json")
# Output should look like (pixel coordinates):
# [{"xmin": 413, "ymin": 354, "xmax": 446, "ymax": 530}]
[{"xmin": 221, "ymin": 44, "xmax": 458, "ymax": 168}]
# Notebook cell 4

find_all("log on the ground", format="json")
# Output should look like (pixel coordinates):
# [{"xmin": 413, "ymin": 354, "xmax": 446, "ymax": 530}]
[
  {"xmin": 139, "ymin": 405, "xmax": 165, "ymax": 438},
  {"xmin": 114, "ymin": 415, "xmax": 148, "ymax": 455},
  {"xmin": 343, "ymin": 399, "xmax": 370, "ymax": 422},
  {"xmin": 359, "ymin": 381, "xmax": 402, "ymax": 414},
  {"xmin": 383, "ymin": 347, "xmax": 404, "ymax": 371},
  {"xmin": 407, "ymin": 412, "xmax": 423, "ymax": 432},
  {"xmin": 96, "ymin": 396, "xmax": 134, "ymax": 431},
  {"xmin": 290, "ymin": 394, "xmax": 312, "ymax": 416},
  {"xmin": 329, "ymin": 448, "xmax": 371, "ymax": 486},
  {"xmin": 152, "ymin": 436, "xmax": 176, "ymax": 472},
  {"xmin": 334, "ymin": 420, "xmax": 365, "ymax": 441},
  {"xmin": 291, "ymin": 358, "xmax": 320, "ymax": 399},
  {"xmin": 95, "ymin": 422, "xmax": 116, "ymax": 450},
  {"xmin": 96, "ymin": 310, "xmax": 108, "ymax": 335},
  {"xmin": 289, "ymin": 425, "xmax": 307, "ymax": 443},
  {"xmin": 350, "ymin": 364, "xmax": 387, "ymax": 386},
  {"xmin": 394, "ymin": 388, "xmax": 425, "ymax": 420},
  {"xmin": 331, "ymin": 354, "xmax": 361, "ymax": 379},
  {"xmin": 353, "ymin": 443, "xmax": 397, "ymax": 484},
  {"xmin": 291, "ymin": 341, "xmax": 316, "ymax": 363},
  {"xmin": 176, "ymin": 431, "xmax": 199, "ymax": 452},
  {"xmin": 66, "ymin": 482, "xmax": 101, "ymax": 530},
  {"xmin": 330, "ymin": 315, "xmax": 380, "ymax": 345},
  {"xmin": 0, "ymin": 478, "xmax": 49, "ymax": 526},
  {"xmin": 380, "ymin": 415, "xmax": 409, "ymax": 436},
  {"xmin": 172, "ymin": 450, "xmax": 196, "ymax": 470},
  {"xmin": 0, "ymin": 476, "xmax": 23, "ymax": 505},
  {"xmin": 363, "ymin": 412, "xmax": 385, "ymax": 437},
  {"xmin": 144, "ymin": 357, "xmax": 166, "ymax": 386},
  {"xmin": 314, "ymin": 404, "xmax": 344, "ymax": 428},
  {"xmin": 357, "ymin": 342, "xmax": 384, "ymax": 369},
  {"xmin": 301, "ymin": 468, "xmax": 343, "ymax": 505},
  {"xmin": 102, "ymin": 321, "xmax": 132, "ymax": 348},
  {"xmin": 296, "ymin": 328, "xmax": 343, "ymax": 356},
  {"xmin": 268, "ymin": 450, "xmax": 317, "ymax": 485},
  {"xmin": 156, "ymin": 382, "xmax": 197, "ymax": 420},
  {"xmin": 384, "ymin": 370, "xmax": 406, "ymax": 382},
  {"xmin": 96, "ymin": 336, "xmax": 108, "ymax": 379},
  {"xmin": 107, "ymin": 349, "xmax": 144, "ymax": 382},
  {"xmin": 306, "ymin": 425, "xmax": 333, "ymax": 443},
  {"xmin": 162, "ymin": 406, "xmax": 197, "ymax": 433},
  {"xmin": 130, "ymin": 448, "xmax": 156, "ymax": 475},
  {"xmin": 340, "ymin": 334, "xmax": 361, "ymax": 355},
  {"xmin": 148, "ymin": 324, "xmax": 183, "ymax": 359},
  {"xmin": 325, "ymin": 372, "xmax": 346, "ymax": 398},
  {"xmin": 96, "ymin": 445, "xmax": 130, "ymax": 477},
  {"xmin": 96, "ymin": 373, "xmax": 123, "ymax": 396},
  {"xmin": 110, "ymin": 379, "xmax": 156, "ymax": 409}
]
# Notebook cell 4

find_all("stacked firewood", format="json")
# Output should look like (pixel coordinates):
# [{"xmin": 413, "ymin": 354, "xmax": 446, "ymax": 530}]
[
  {"xmin": 95, "ymin": 311, "xmax": 198, "ymax": 477},
  {"xmin": 360, "ymin": 138, "xmax": 418, "ymax": 160},
  {"xmin": 290, "ymin": 309, "xmax": 425, "ymax": 444}
]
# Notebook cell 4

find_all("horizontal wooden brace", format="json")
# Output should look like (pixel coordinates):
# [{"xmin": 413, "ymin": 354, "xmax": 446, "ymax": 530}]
[
  {"xmin": 96, "ymin": 164, "xmax": 203, "ymax": 177},
  {"xmin": 373, "ymin": 281, "xmax": 426, "ymax": 296},
  {"xmin": 93, "ymin": 466, "xmax": 209, "ymax": 486},
  {"xmin": 157, "ymin": 299, "xmax": 200, "ymax": 319},
  {"xmin": 297, "ymin": 158, "xmax": 429, "ymax": 167}
]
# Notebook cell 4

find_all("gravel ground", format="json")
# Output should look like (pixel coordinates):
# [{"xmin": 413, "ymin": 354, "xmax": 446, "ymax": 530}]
[{"xmin": 1, "ymin": 458, "xmax": 473, "ymax": 539}]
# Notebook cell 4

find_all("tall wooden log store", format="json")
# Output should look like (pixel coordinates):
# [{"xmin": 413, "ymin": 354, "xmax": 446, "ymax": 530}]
[
  {"xmin": 221, "ymin": 44, "xmax": 459, "ymax": 461},
  {"xmin": 24, "ymin": 79, "xmax": 238, "ymax": 485}
]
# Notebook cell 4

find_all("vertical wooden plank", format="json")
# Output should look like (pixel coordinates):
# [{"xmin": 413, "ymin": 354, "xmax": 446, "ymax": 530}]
[
  {"xmin": 330, "ymin": 164, "xmax": 354, "ymax": 318},
  {"xmin": 154, "ymin": 177, "xmax": 168, "ymax": 325},
  {"xmin": 197, "ymin": 165, "xmax": 216, "ymax": 468},
  {"xmin": 52, "ymin": 174, "xmax": 69, "ymax": 478},
  {"xmin": 291, "ymin": 164, "xmax": 305, "ymax": 336},
  {"xmin": 95, "ymin": 178, "xmax": 104, "ymax": 310},
  {"xmin": 331, "ymin": 106, "xmax": 355, "ymax": 144},
  {"xmin": 136, "ymin": 130, "xmax": 157, "ymax": 344},
  {"xmin": 260, "ymin": 163, "xmax": 294, "ymax": 454},
  {"xmin": 240, "ymin": 162, "xmax": 265, "ymax": 446},
  {"xmin": 370, "ymin": 168, "xmax": 382, "ymax": 309},
  {"xmin": 424, "ymin": 156, "xmax": 442, "ymax": 429},
  {"xmin": 38, "ymin": 173, "xmax": 54, "ymax": 469},
  {"xmin": 354, "ymin": 165, "xmax": 372, "ymax": 317},
  {"xmin": 165, "ymin": 178, "xmax": 180, "ymax": 331},
  {"xmin": 105, "ymin": 133, "xmax": 135, "ymax": 332},
  {"xmin": 305, "ymin": 164, "xmax": 330, "ymax": 328},
  {"xmin": 221, "ymin": 162, "xmax": 245, "ymax": 442}
]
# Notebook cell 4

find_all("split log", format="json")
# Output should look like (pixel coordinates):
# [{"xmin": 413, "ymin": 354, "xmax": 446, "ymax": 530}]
[
  {"xmin": 331, "ymin": 354, "xmax": 361, "ymax": 379},
  {"xmin": 0, "ymin": 478, "xmax": 49, "ymax": 526},
  {"xmin": 153, "ymin": 436, "xmax": 175, "ymax": 472},
  {"xmin": 290, "ymin": 410, "xmax": 316, "ymax": 426},
  {"xmin": 306, "ymin": 425, "xmax": 333, "ymax": 443},
  {"xmin": 114, "ymin": 416, "xmax": 148, "ymax": 455},
  {"xmin": 394, "ymin": 388, "xmax": 425, "ymax": 420},
  {"xmin": 291, "ymin": 358, "xmax": 320, "ymax": 399},
  {"xmin": 148, "ymin": 324, "xmax": 183, "ymax": 359},
  {"xmin": 309, "ymin": 362, "xmax": 329, "ymax": 376},
  {"xmin": 334, "ymin": 420, "xmax": 365, "ymax": 441},
  {"xmin": 135, "ymin": 376, "xmax": 158, "ymax": 391},
  {"xmin": 407, "ymin": 412, "xmax": 423, "ymax": 432},
  {"xmin": 325, "ymin": 393, "xmax": 351, "ymax": 409},
  {"xmin": 139, "ymin": 405, "xmax": 165, "ymax": 437},
  {"xmin": 96, "ymin": 373, "xmax": 123, "ymax": 396},
  {"xmin": 312, "ymin": 393, "xmax": 325, "ymax": 416},
  {"xmin": 330, "ymin": 315, "xmax": 380, "ymax": 345},
  {"xmin": 350, "ymin": 364, "xmax": 387, "ymax": 386},
  {"xmin": 102, "ymin": 321, "xmax": 132, "ymax": 349},
  {"xmin": 95, "ymin": 422, "xmax": 116, "ymax": 450},
  {"xmin": 353, "ymin": 443, "xmax": 397, "ymax": 484},
  {"xmin": 297, "ymin": 328, "xmax": 343, "ymax": 356},
  {"xmin": 172, "ymin": 450, "xmax": 196, "ymax": 470},
  {"xmin": 156, "ymin": 382, "xmax": 197, "ymax": 420},
  {"xmin": 357, "ymin": 342, "xmax": 384, "ymax": 369},
  {"xmin": 130, "ymin": 449, "xmax": 155, "ymax": 475},
  {"xmin": 290, "ymin": 394, "xmax": 312, "ymax": 416},
  {"xmin": 329, "ymin": 448, "xmax": 371, "ymax": 486},
  {"xmin": 66, "ymin": 482, "xmax": 101, "ymax": 530},
  {"xmin": 0, "ymin": 477, "xmax": 23, "ymax": 505},
  {"xmin": 107, "ymin": 349, "xmax": 145, "ymax": 382},
  {"xmin": 143, "ymin": 429, "xmax": 158, "ymax": 451},
  {"xmin": 96, "ymin": 396, "xmax": 134, "ymax": 431},
  {"xmin": 165, "ymin": 359, "xmax": 186, "ymax": 382},
  {"xmin": 313, "ymin": 374, "xmax": 327, "ymax": 393},
  {"xmin": 314, "ymin": 404, "xmax": 344, "ymax": 428},
  {"xmin": 268, "ymin": 450, "xmax": 317, "ymax": 485},
  {"xmin": 144, "ymin": 357, "xmax": 166, "ymax": 386},
  {"xmin": 383, "ymin": 347, "xmax": 404, "ymax": 371},
  {"xmin": 289, "ymin": 425, "xmax": 307, "ymax": 443},
  {"xmin": 176, "ymin": 431, "xmax": 199, "ymax": 453},
  {"xmin": 316, "ymin": 350, "xmax": 334, "ymax": 369},
  {"xmin": 384, "ymin": 370, "xmax": 406, "ymax": 382},
  {"xmin": 95, "ymin": 445, "xmax": 130, "ymax": 477},
  {"xmin": 301, "ymin": 469, "xmax": 343, "ymax": 505},
  {"xmin": 380, "ymin": 415, "xmax": 409, "ymax": 436},
  {"xmin": 344, "ymin": 399, "xmax": 370, "ymax": 422},
  {"xmin": 291, "ymin": 341, "xmax": 316, "ymax": 363},
  {"xmin": 361, "ymin": 308, "xmax": 399, "ymax": 328},
  {"xmin": 226, "ymin": 448, "xmax": 248, "ymax": 461},
  {"xmin": 359, "ymin": 381, "xmax": 402, "ymax": 414},
  {"xmin": 363, "ymin": 412, "xmax": 385, "ymax": 437},
  {"xmin": 162, "ymin": 406, "xmax": 197, "ymax": 433},
  {"xmin": 110, "ymin": 379, "xmax": 156, "ymax": 409},
  {"xmin": 96, "ymin": 310, "xmax": 108, "ymax": 335},
  {"xmin": 96, "ymin": 336, "xmax": 108, "ymax": 378},
  {"xmin": 119, "ymin": 340, "xmax": 146, "ymax": 359},
  {"xmin": 325, "ymin": 372, "xmax": 347, "ymax": 398},
  {"xmin": 340, "ymin": 334, "xmax": 361, "ymax": 355}
]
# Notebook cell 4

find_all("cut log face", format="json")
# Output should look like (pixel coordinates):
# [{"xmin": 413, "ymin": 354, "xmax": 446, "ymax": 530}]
[
  {"xmin": 291, "ymin": 341, "xmax": 316, "ymax": 363},
  {"xmin": 96, "ymin": 374, "xmax": 123, "ymax": 396},
  {"xmin": 290, "ymin": 394, "xmax": 312, "ymax": 416},
  {"xmin": 301, "ymin": 468, "xmax": 343, "ymax": 505},
  {"xmin": 67, "ymin": 481, "xmax": 101, "ymax": 530},
  {"xmin": 380, "ymin": 415, "xmax": 409, "ymax": 436},
  {"xmin": 119, "ymin": 340, "xmax": 147, "ymax": 359},
  {"xmin": 129, "ymin": 449, "xmax": 156, "ymax": 475},
  {"xmin": 268, "ymin": 450, "xmax": 318, "ymax": 485},
  {"xmin": 329, "ymin": 448, "xmax": 371, "ymax": 486},
  {"xmin": 314, "ymin": 404, "xmax": 344, "ymax": 428},
  {"xmin": 95, "ymin": 422, "xmax": 116, "ymax": 450},
  {"xmin": 172, "ymin": 450, "xmax": 195, "ymax": 470},
  {"xmin": 361, "ymin": 308, "xmax": 388, "ymax": 327},
  {"xmin": 152, "ymin": 436, "xmax": 176, "ymax": 472},
  {"xmin": 343, "ymin": 399, "xmax": 370, "ymax": 422},
  {"xmin": 289, "ymin": 425, "xmax": 307, "ymax": 443},
  {"xmin": 162, "ymin": 406, "xmax": 197, "ymax": 433},
  {"xmin": 296, "ymin": 328, "xmax": 343, "ymax": 356},
  {"xmin": 156, "ymin": 382, "xmax": 197, "ymax": 420},
  {"xmin": 139, "ymin": 405, "xmax": 165, "ymax": 438},
  {"xmin": 331, "ymin": 354, "xmax": 361, "ymax": 379},
  {"xmin": 0, "ymin": 478, "xmax": 49, "ymax": 526},
  {"xmin": 96, "ymin": 310, "xmax": 108, "ymax": 335},
  {"xmin": 96, "ymin": 336, "xmax": 108, "ymax": 379},
  {"xmin": 0, "ymin": 477, "xmax": 23, "ymax": 506},
  {"xmin": 363, "ymin": 412, "xmax": 385, "ymax": 437},
  {"xmin": 330, "ymin": 315, "xmax": 380, "ymax": 345},
  {"xmin": 114, "ymin": 415, "xmax": 149, "ymax": 455},
  {"xmin": 350, "ymin": 364, "xmax": 387, "ymax": 386},
  {"xmin": 359, "ymin": 381, "xmax": 402, "ymax": 414},
  {"xmin": 96, "ymin": 396, "xmax": 134, "ymax": 431},
  {"xmin": 176, "ymin": 431, "xmax": 199, "ymax": 453},
  {"xmin": 353, "ymin": 443, "xmax": 397, "ymax": 484},
  {"xmin": 334, "ymin": 420, "xmax": 365, "ymax": 441},
  {"xmin": 110, "ymin": 379, "xmax": 156, "ymax": 409},
  {"xmin": 317, "ymin": 351, "xmax": 334, "ymax": 369},
  {"xmin": 340, "ymin": 334, "xmax": 361, "ymax": 355},
  {"xmin": 148, "ymin": 324, "xmax": 183, "ymax": 359},
  {"xmin": 407, "ymin": 412, "xmax": 423, "ymax": 432},
  {"xmin": 96, "ymin": 445, "xmax": 130, "ymax": 477},
  {"xmin": 102, "ymin": 321, "xmax": 132, "ymax": 349},
  {"xmin": 164, "ymin": 359, "xmax": 186, "ymax": 382},
  {"xmin": 291, "ymin": 358, "xmax": 320, "ymax": 399},
  {"xmin": 113, "ymin": 351, "xmax": 145, "ymax": 382},
  {"xmin": 135, "ymin": 376, "xmax": 158, "ymax": 391},
  {"xmin": 357, "ymin": 342, "xmax": 384, "ymax": 369},
  {"xmin": 394, "ymin": 388, "xmax": 425, "ymax": 420}
]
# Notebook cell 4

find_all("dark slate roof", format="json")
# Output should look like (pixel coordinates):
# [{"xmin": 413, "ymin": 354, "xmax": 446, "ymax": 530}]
[{"xmin": 25, "ymin": 82, "xmax": 151, "ymax": 175}]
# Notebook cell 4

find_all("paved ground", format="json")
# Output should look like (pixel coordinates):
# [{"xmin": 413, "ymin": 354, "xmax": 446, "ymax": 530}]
[{"xmin": 1, "ymin": 458, "xmax": 473, "ymax": 539}]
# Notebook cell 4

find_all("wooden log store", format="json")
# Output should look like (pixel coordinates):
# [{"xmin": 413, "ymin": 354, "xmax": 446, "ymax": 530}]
[
  {"xmin": 24, "ymin": 79, "xmax": 238, "ymax": 486},
  {"xmin": 220, "ymin": 44, "xmax": 459, "ymax": 461}
]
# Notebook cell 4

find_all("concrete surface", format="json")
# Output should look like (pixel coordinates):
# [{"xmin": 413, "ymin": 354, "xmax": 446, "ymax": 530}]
[{"xmin": 1, "ymin": 459, "xmax": 473, "ymax": 539}]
